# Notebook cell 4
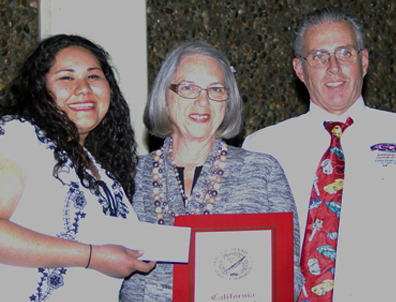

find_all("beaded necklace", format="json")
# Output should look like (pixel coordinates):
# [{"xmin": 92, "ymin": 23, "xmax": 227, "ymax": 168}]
[{"xmin": 152, "ymin": 139, "xmax": 227, "ymax": 224}]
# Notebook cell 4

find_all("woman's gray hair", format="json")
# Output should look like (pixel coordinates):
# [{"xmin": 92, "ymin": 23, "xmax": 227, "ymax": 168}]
[
  {"xmin": 144, "ymin": 40, "xmax": 242, "ymax": 139},
  {"xmin": 294, "ymin": 7, "xmax": 365, "ymax": 58}
]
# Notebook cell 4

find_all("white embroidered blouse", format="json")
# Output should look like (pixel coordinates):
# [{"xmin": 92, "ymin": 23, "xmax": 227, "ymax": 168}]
[{"xmin": 0, "ymin": 120, "xmax": 138, "ymax": 302}]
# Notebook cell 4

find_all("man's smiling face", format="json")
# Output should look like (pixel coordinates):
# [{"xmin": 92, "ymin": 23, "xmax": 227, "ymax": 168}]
[{"xmin": 292, "ymin": 21, "xmax": 369, "ymax": 115}]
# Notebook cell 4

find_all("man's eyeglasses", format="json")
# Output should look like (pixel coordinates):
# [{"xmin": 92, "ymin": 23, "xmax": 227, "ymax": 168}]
[
  {"xmin": 298, "ymin": 46, "xmax": 362, "ymax": 69},
  {"xmin": 169, "ymin": 83, "xmax": 229, "ymax": 102}
]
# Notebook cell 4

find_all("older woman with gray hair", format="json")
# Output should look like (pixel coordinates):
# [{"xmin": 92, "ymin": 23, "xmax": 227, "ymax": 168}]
[{"xmin": 120, "ymin": 40, "xmax": 303, "ymax": 301}]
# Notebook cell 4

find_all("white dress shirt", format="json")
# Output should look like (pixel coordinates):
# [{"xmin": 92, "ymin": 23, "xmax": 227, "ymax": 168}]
[{"xmin": 243, "ymin": 97, "xmax": 396, "ymax": 301}]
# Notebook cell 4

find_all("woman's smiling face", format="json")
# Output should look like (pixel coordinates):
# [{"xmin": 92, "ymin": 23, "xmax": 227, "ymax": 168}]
[
  {"xmin": 46, "ymin": 46, "xmax": 110, "ymax": 145},
  {"xmin": 167, "ymin": 54, "xmax": 227, "ymax": 144}
]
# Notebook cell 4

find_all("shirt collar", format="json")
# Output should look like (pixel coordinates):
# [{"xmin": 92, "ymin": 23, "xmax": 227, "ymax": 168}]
[{"xmin": 308, "ymin": 96, "xmax": 366, "ymax": 123}]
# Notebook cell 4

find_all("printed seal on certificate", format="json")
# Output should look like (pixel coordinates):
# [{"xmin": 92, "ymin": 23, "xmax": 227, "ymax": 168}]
[{"xmin": 214, "ymin": 247, "xmax": 252, "ymax": 280}]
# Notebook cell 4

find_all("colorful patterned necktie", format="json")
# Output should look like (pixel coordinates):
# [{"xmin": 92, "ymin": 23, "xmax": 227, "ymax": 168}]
[{"xmin": 298, "ymin": 117, "xmax": 354, "ymax": 302}]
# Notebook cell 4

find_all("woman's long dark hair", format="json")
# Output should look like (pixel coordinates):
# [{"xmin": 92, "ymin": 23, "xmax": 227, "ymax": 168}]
[{"xmin": 0, "ymin": 34, "xmax": 137, "ymax": 202}]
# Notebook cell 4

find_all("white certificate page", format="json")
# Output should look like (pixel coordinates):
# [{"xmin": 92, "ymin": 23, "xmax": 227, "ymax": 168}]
[{"xmin": 195, "ymin": 230, "xmax": 272, "ymax": 302}]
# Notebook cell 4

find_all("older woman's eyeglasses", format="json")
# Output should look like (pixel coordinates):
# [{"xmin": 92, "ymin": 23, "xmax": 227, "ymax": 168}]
[
  {"xmin": 298, "ymin": 46, "xmax": 362, "ymax": 69},
  {"xmin": 169, "ymin": 83, "xmax": 229, "ymax": 102}
]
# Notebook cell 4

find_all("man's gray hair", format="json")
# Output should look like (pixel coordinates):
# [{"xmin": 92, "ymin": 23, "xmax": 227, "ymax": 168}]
[{"xmin": 294, "ymin": 7, "xmax": 365, "ymax": 57}]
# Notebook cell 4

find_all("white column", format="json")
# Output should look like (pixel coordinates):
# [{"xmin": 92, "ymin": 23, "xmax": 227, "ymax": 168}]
[{"xmin": 39, "ymin": 0, "xmax": 149, "ymax": 154}]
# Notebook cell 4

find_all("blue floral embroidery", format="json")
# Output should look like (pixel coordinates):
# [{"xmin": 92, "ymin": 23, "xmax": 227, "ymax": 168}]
[
  {"xmin": 0, "ymin": 122, "xmax": 4, "ymax": 135},
  {"xmin": 30, "ymin": 181, "xmax": 87, "ymax": 302},
  {"xmin": 28, "ymin": 126, "xmax": 129, "ymax": 301},
  {"xmin": 73, "ymin": 190, "xmax": 87, "ymax": 209},
  {"xmin": 47, "ymin": 271, "xmax": 65, "ymax": 289},
  {"xmin": 62, "ymin": 181, "xmax": 87, "ymax": 238},
  {"xmin": 97, "ymin": 180, "xmax": 129, "ymax": 218},
  {"xmin": 35, "ymin": 127, "xmax": 55, "ymax": 150}
]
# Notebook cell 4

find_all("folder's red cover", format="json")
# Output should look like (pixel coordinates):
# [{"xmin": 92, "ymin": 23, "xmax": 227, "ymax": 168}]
[{"xmin": 174, "ymin": 212, "xmax": 294, "ymax": 302}]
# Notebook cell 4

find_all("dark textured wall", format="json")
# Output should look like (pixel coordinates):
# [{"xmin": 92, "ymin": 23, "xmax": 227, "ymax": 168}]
[
  {"xmin": 146, "ymin": 0, "xmax": 396, "ymax": 146},
  {"xmin": 2, "ymin": 1, "xmax": 396, "ymax": 147},
  {"xmin": 0, "ymin": 0, "xmax": 38, "ymax": 90}
]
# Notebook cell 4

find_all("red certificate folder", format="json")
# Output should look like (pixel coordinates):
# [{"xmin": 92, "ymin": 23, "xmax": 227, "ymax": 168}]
[{"xmin": 173, "ymin": 212, "xmax": 294, "ymax": 302}]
